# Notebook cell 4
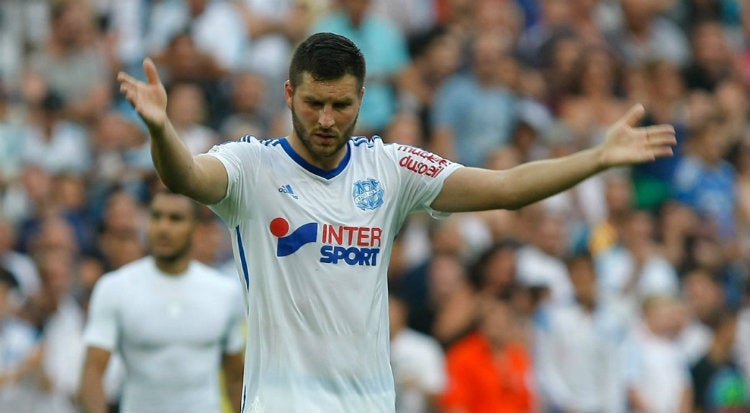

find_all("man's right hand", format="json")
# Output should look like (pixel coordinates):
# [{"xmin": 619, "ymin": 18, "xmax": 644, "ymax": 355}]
[{"xmin": 117, "ymin": 58, "xmax": 168, "ymax": 133}]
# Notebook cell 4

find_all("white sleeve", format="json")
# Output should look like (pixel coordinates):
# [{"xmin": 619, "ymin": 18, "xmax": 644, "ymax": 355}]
[
  {"xmin": 386, "ymin": 143, "xmax": 463, "ymax": 218},
  {"xmin": 207, "ymin": 138, "xmax": 262, "ymax": 227},
  {"xmin": 83, "ymin": 275, "xmax": 120, "ymax": 351}
]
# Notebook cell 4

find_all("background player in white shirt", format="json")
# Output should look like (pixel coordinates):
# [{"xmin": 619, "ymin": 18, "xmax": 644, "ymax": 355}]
[
  {"xmin": 78, "ymin": 191, "xmax": 246, "ymax": 413},
  {"xmin": 117, "ymin": 32, "xmax": 677, "ymax": 413}
]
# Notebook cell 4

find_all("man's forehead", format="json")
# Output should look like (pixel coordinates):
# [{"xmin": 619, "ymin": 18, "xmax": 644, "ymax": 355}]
[{"xmin": 298, "ymin": 72, "xmax": 361, "ymax": 90}]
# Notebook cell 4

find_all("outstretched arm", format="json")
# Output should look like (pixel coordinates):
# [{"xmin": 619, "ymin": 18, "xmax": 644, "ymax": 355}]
[
  {"xmin": 431, "ymin": 104, "xmax": 676, "ymax": 212},
  {"xmin": 117, "ymin": 58, "xmax": 228, "ymax": 205}
]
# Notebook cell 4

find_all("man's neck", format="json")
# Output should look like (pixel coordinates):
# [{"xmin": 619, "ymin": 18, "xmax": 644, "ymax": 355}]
[{"xmin": 154, "ymin": 256, "xmax": 191, "ymax": 275}]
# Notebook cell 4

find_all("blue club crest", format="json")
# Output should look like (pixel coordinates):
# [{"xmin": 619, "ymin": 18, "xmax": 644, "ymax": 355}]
[{"xmin": 352, "ymin": 178, "xmax": 384, "ymax": 211}]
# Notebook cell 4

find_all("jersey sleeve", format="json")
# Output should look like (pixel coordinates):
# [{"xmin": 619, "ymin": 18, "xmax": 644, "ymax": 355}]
[
  {"xmin": 385, "ymin": 143, "xmax": 463, "ymax": 218},
  {"xmin": 83, "ymin": 275, "xmax": 120, "ymax": 351},
  {"xmin": 205, "ymin": 138, "xmax": 262, "ymax": 227}
]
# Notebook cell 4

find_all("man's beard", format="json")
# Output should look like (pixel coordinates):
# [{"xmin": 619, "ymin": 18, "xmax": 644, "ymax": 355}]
[
  {"xmin": 151, "ymin": 240, "xmax": 192, "ymax": 264},
  {"xmin": 291, "ymin": 105, "xmax": 358, "ymax": 165}
]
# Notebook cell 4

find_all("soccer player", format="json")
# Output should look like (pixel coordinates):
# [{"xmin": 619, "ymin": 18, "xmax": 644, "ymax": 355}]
[
  {"xmin": 116, "ymin": 32, "xmax": 676, "ymax": 413},
  {"xmin": 78, "ymin": 191, "xmax": 245, "ymax": 413}
]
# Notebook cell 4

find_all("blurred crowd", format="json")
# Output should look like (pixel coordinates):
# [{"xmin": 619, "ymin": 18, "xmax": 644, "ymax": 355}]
[{"xmin": 1, "ymin": 0, "xmax": 750, "ymax": 412}]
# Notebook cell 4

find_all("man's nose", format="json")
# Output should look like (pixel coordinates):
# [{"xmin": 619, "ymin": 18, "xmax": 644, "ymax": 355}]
[{"xmin": 318, "ymin": 105, "xmax": 334, "ymax": 128}]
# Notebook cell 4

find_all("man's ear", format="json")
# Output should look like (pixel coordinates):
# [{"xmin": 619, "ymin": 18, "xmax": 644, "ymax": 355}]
[
  {"xmin": 284, "ymin": 80, "xmax": 294, "ymax": 109},
  {"xmin": 360, "ymin": 86, "xmax": 365, "ymax": 100}
]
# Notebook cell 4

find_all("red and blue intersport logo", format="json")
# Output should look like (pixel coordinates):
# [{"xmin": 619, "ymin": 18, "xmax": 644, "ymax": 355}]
[{"xmin": 269, "ymin": 217, "xmax": 382, "ymax": 266}]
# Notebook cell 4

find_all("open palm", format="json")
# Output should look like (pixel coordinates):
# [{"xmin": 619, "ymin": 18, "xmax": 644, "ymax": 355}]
[
  {"xmin": 600, "ymin": 104, "xmax": 677, "ymax": 167},
  {"xmin": 117, "ymin": 58, "xmax": 168, "ymax": 131}
]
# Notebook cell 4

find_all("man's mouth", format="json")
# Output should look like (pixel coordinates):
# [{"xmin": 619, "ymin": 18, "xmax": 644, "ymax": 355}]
[{"xmin": 313, "ymin": 132, "xmax": 337, "ymax": 141}]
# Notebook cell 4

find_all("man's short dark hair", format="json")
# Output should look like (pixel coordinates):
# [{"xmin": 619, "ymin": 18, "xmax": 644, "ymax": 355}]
[{"xmin": 288, "ymin": 32, "xmax": 366, "ymax": 90}]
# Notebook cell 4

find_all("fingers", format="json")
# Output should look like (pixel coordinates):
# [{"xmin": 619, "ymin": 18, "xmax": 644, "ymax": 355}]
[
  {"xmin": 116, "ymin": 70, "xmax": 138, "ymax": 87},
  {"xmin": 642, "ymin": 124, "xmax": 677, "ymax": 148},
  {"xmin": 642, "ymin": 124, "xmax": 676, "ymax": 137},
  {"xmin": 618, "ymin": 103, "xmax": 645, "ymax": 127},
  {"xmin": 650, "ymin": 146, "xmax": 674, "ymax": 159},
  {"xmin": 143, "ymin": 57, "xmax": 161, "ymax": 86}
]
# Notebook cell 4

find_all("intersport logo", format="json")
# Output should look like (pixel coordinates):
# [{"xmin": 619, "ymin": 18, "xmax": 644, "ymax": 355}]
[{"xmin": 269, "ymin": 217, "xmax": 382, "ymax": 266}]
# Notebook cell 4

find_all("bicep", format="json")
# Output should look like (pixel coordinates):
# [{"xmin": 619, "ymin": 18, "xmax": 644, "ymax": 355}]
[
  {"xmin": 431, "ymin": 167, "xmax": 515, "ymax": 212},
  {"xmin": 187, "ymin": 154, "xmax": 229, "ymax": 205}
]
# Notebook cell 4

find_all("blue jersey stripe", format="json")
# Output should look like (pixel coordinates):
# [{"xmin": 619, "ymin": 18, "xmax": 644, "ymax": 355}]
[{"xmin": 235, "ymin": 226, "xmax": 250, "ymax": 290}]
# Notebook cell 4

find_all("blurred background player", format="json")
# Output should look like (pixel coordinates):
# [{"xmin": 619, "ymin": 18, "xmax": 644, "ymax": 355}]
[{"xmin": 78, "ymin": 191, "xmax": 245, "ymax": 413}]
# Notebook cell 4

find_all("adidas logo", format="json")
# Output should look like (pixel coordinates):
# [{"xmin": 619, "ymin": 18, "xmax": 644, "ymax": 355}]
[{"xmin": 278, "ymin": 184, "xmax": 298, "ymax": 199}]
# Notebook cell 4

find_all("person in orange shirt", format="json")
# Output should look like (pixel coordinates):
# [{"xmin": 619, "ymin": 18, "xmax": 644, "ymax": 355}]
[{"xmin": 439, "ymin": 296, "xmax": 537, "ymax": 413}]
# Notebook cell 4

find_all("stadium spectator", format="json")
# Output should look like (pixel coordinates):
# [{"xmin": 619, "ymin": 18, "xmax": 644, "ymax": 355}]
[
  {"xmin": 678, "ymin": 268, "xmax": 726, "ymax": 365},
  {"xmin": 146, "ymin": 0, "xmax": 246, "ymax": 74},
  {"xmin": 595, "ymin": 209, "xmax": 680, "ymax": 318},
  {"xmin": 430, "ymin": 30, "xmax": 519, "ymax": 167},
  {"xmin": 682, "ymin": 18, "xmax": 740, "ymax": 93},
  {"xmin": 165, "ymin": 82, "xmax": 219, "ymax": 155},
  {"xmin": 534, "ymin": 251, "xmax": 629, "ymax": 413},
  {"xmin": 0, "ymin": 268, "xmax": 39, "ymax": 411},
  {"xmin": 427, "ymin": 251, "xmax": 479, "ymax": 347},
  {"xmin": 585, "ymin": 168, "xmax": 634, "ymax": 255},
  {"xmin": 21, "ymin": 90, "xmax": 90, "ymax": 176},
  {"xmin": 606, "ymin": 0, "xmax": 691, "ymax": 67},
  {"xmin": 235, "ymin": 0, "xmax": 314, "ymax": 114},
  {"xmin": 26, "ymin": 0, "xmax": 112, "ymax": 123},
  {"xmin": 672, "ymin": 106, "xmax": 737, "ymax": 243},
  {"xmin": 515, "ymin": 207, "xmax": 574, "ymax": 306},
  {"xmin": 690, "ymin": 307, "xmax": 750, "ymax": 412},
  {"xmin": 389, "ymin": 290, "xmax": 446, "ymax": 413},
  {"xmin": 0, "ymin": 218, "xmax": 40, "ymax": 299},
  {"xmin": 622, "ymin": 294, "xmax": 694, "ymax": 413},
  {"xmin": 439, "ymin": 296, "xmax": 537, "ymax": 413},
  {"xmin": 311, "ymin": 0, "xmax": 411, "ymax": 134},
  {"xmin": 95, "ymin": 190, "xmax": 146, "ymax": 273},
  {"xmin": 220, "ymin": 71, "xmax": 272, "ymax": 140},
  {"xmin": 18, "ymin": 217, "xmax": 87, "ymax": 413}
]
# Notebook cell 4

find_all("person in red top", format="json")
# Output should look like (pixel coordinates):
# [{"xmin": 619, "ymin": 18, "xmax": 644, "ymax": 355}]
[{"xmin": 439, "ymin": 296, "xmax": 536, "ymax": 413}]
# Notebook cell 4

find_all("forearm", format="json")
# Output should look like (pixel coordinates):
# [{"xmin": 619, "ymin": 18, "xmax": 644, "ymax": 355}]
[
  {"xmin": 498, "ymin": 147, "xmax": 605, "ymax": 209},
  {"xmin": 434, "ymin": 147, "xmax": 606, "ymax": 212},
  {"xmin": 149, "ymin": 120, "xmax": 199, "ymax": 195},
  {"xmin": 78, "ymin": 370, "xmax": 108, "ymax": 413}
]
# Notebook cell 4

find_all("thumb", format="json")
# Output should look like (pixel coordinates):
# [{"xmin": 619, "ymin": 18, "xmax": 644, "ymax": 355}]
[
  {"xmin": 618, "ymin": 103, "xmax": 646, "ymax": 128},
  {"xmin": 143, "ymin": 57, "xmax": 161, "ymax": 86}
]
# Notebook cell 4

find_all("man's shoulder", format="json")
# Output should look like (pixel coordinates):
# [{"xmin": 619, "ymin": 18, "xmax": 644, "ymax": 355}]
[
  {"xmin": 190, "ymin": 261, "xmax": 242, "ymax": 293},
  {"xmin": 210, "ymin": 135, "xmax": 284, "ymax": 151},
  {"xmin": 99, "ymin": 257, "xmax": 153, "ymax": 285}
]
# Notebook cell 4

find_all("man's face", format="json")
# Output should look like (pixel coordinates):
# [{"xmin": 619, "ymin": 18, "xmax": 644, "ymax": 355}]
[
  {"xmin": 146, "ymin": 194, "xmax": 196, "ymax": 262},
  {"xmin": 285, "ymin": 72, "xmax": 363, "ymax": 169}
]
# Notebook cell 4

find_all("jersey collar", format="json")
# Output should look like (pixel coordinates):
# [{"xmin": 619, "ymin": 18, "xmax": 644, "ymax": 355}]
[{"xmin": 279, "ymin": 137, "xmax": 351, "ymax": 179}]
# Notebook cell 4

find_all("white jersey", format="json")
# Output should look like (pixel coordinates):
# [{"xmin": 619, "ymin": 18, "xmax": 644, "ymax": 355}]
[
  {"xmin": 207, "ymin": 136, "xmax": 461, "ymax": 413},
  {"xmin": 83, "ymin": 257, "xmax": 246, "ymax": 413}
]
